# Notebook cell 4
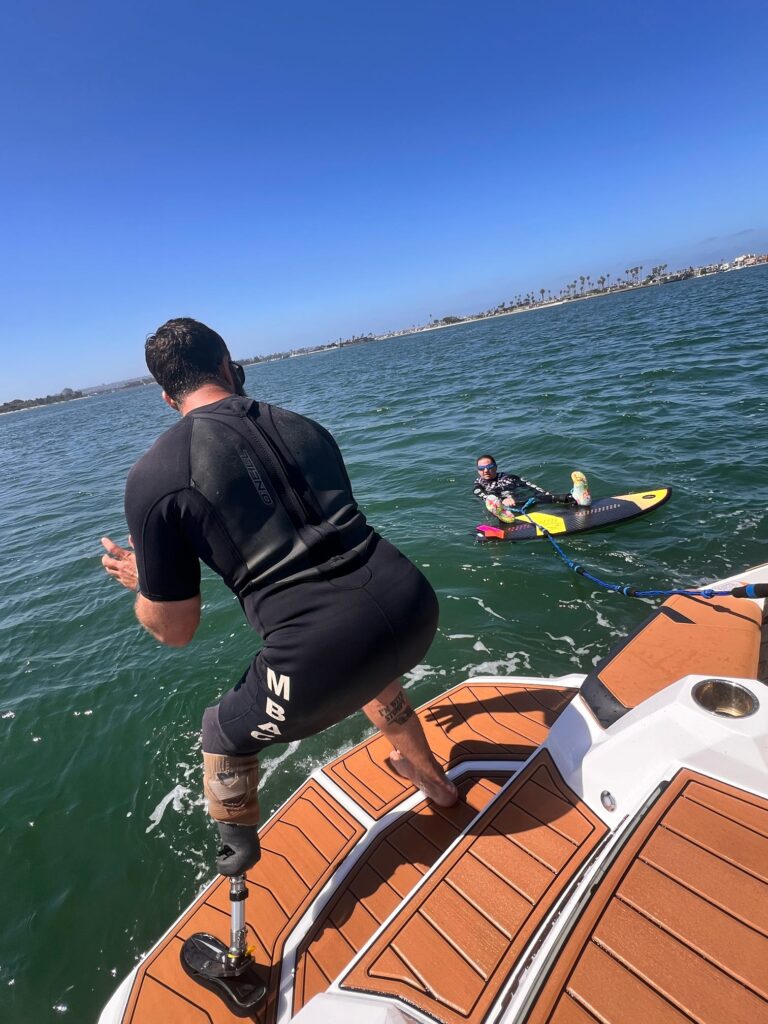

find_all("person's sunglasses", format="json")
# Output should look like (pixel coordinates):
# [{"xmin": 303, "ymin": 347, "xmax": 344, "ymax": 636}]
[
  {"xmin": 232, "ymin": 362, "xmax": 246, "ymax": 386},
  {"xmin": 477, "ymin": 463, "xmax": 496, "ymax": 472}
]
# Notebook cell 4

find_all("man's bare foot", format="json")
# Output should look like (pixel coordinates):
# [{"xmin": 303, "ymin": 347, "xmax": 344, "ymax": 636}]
[{"xmin": 387, "ymin": 750, "xmax": 459, "ymax": 807}]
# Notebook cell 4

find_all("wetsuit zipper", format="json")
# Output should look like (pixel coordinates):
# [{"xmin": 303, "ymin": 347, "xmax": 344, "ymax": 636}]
[
  {"xmin": 242, "ymin": 412, "xmax": 346, "ymax": 563},
  {"xmin": 240, "ymin": 412, "xmax": 315, "ymax": 529}
]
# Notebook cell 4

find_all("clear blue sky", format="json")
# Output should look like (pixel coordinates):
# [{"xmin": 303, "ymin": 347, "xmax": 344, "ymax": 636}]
[{"xmin": 1, "ymin": 1, "xmax": 767, "ymax": 402}]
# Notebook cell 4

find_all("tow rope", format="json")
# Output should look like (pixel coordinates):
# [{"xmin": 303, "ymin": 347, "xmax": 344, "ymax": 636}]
[{"xmin": 502, "ymin": 498, "xmax": 768, "ymax": 602}]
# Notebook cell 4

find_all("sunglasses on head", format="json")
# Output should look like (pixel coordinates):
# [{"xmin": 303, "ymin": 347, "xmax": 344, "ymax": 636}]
[{"xmin": 477, "ymin": 462, "xmax": 496, "ymax": 471}]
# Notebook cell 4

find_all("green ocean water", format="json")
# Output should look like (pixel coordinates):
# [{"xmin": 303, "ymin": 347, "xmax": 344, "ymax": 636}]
[{"xmin": 1, "ymin": 266, "xmax": 767, "ymax": 1022}]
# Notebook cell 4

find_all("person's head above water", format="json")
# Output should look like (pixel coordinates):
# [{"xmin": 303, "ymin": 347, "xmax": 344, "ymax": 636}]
[
  {"xmin": 145, "ymin": 318, "xmax": 246, "ymax": 403},
  {"xmin": 476, "ymin": 454, "xmax": 498, "ymax": 480}
]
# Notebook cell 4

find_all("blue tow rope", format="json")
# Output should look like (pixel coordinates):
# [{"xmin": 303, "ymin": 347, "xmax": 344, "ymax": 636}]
[{"xmin": 507, "ymin": 498, "xmax": 766, "ymax": 602}]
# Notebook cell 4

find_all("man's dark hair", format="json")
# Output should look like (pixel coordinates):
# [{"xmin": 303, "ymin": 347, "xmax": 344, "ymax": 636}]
[
  {"xmin": 145, "ymin": 318, "xmax": 230, "ymax": 400},
  {"xmin": 477, "ymin": 453, "xmax": 496, "ymax": 464}
]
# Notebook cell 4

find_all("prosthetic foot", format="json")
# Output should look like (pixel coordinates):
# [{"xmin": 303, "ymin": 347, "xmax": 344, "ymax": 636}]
[
  {"xmin": 180, "ymin": 873, "xmax": 266, "ymax": 1015},
  {"xmin": 180, "ymin": 753, "xmax": 266, "ymax": 1013},
  {"xmin": 485, "ymin": 495, "xmax": 516, "ymax": 523},
  {"xmin": 570, "ymin": 470, "xmax": 592, "ymax": 507}
]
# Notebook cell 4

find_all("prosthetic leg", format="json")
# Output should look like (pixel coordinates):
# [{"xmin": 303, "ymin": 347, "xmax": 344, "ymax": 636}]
[{"xmin": 180, "ymin": 753, "xmax": 266, "ymax": 1015}]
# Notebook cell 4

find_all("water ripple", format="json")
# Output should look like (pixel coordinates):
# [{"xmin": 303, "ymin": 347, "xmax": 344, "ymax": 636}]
[{"xmin": 1, "ymin": 267, "xmax": 767, "ymax": 1021}]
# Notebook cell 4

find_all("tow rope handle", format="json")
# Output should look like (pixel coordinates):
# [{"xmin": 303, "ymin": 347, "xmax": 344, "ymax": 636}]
[{"xmin": 731, "ymin": 583, "xmax": 768, "ymax": 599}]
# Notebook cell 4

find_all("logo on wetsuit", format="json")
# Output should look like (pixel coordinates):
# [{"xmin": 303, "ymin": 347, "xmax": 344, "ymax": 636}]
[
  {"xmin": 237, "ymin": 447, "xmax": 274, "ymax": 506},
  {"xmin": 250, "ymin": 668, "xmax": 290, "ymax": 741}
]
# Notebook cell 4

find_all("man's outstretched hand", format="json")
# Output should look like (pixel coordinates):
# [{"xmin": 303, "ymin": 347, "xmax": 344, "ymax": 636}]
[{"xmin": 101, "ymin": 536, "xmax": 139, "ymax": 592}]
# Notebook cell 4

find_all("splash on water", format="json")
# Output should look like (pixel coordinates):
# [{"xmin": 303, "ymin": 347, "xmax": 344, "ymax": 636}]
[{"xmin": 145, "ymin": 784, "xmax": 192, "ymax": 833}]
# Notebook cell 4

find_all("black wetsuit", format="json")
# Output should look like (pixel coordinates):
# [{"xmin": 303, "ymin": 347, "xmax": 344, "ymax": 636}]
[
  {"xmin": 473, "ymin": 471, "xmax": 574, "ymax": 506},
  {"xmin": 125, "ymin": 396, "xmax": 438, "ymax": 756}
]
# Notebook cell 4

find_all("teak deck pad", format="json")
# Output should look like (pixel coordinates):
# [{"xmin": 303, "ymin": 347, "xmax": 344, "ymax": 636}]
[
  {"xmin": 292, "ymin": 771, "xmax": 510, "ymax": 1014},
  {"xmin": 582, "ymin": 593, "xmax": 764, "ymax": 726},
  {"xmin": 324, "ymin": 683, "xmax": 575, "ymax": 818},
  {"xmin": 120, "ymin": 780, "xmax": 364, "ymax": 1024},
  {"xmin": 341, "ymin": 750, "xmax": 608, "ymax": 1024},
  {"xmin": 117, "ymin": 681, "xmax": 575, "ymax": 1024},
  {"xmin": 526, "ymin": 770, "xmax": 768, "ymax": 1024}
]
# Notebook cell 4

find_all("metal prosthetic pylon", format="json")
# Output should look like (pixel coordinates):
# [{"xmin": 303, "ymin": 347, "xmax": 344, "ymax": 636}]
[{"xmin": 180, "ymin": 871, "xmax": 266, "ymax": 1016}]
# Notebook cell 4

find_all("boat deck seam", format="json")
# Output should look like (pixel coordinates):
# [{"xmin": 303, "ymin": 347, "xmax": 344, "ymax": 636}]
[
  {"xmin": 659, "ymin": 821, "xmax": 767, "ymax": 884},
  {"xmin": 636, "ymin": 851, "xmax": 768, "ymax": 940},
  {"xmin": 612, "ymin": 888, "xmax": 768, "ymax": 1000}
]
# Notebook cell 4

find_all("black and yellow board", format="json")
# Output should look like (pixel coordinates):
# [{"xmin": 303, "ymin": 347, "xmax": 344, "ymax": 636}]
[{"xmin": 476, "ymin": 487, "xmax": 671, "ymax": 542}]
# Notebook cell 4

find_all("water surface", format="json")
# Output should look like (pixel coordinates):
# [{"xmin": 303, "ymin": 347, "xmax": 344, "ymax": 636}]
[{"xmin": 1, "ymin": 266, "xmax": 767, "ymax": 1021}]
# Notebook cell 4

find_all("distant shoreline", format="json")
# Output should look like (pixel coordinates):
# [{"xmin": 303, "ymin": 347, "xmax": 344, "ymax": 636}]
[
  {"xmin": 0, "ymin": 393, "xmax": 90, "ymax": 418},
  {"xmin": 376, "ymin": 257, "xmax": 768, "ymax": 340},
  {"xmin": 3, "ymin": 256, "xmax": 765, "ymax": 411}
]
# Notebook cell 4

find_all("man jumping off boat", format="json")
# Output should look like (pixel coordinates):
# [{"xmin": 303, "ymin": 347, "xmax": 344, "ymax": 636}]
[{"xmin": 101, "ymin": 318, "xmax": 457, "ymax": 878}]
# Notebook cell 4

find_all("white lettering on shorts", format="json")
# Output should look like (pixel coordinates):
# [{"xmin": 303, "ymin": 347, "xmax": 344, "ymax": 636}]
[
  {"xmin": 255, "ymin": 721, "xmax": 282, "ymax": 736},
  {"xmin": 266, "ymin": 697, "xmax": 286, "ymax": 722},
  {"xmin": 267, "ymin": 667, "xmax": 291, "ymax": 702}
]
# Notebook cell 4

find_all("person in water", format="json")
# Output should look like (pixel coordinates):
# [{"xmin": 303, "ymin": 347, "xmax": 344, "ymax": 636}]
[
  {"xmin": 473, "ymin": 454, "xmax": 577, "ymax": 510},
  {"xmin": 101, "ymin": 318, "xmax": 457, "ymax": 878}
]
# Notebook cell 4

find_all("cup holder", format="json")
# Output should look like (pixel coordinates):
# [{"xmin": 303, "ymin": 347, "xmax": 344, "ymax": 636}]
[{"xmin": 692, "ymin": 679, "xmax": 759, "ymax": 718}]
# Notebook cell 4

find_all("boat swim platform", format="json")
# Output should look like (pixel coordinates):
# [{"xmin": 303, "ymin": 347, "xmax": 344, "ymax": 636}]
[
  {"xmin": 342, "ymin": 765, "xmax": 768, "ymax": 1024},
  {"xmin": 114, "ymin": 680, "xmax": 578, "ymax": 1024},
  {"xmin": 340, "ymin": 765, "xmax": 768, "ymax": 1024},
  {"xmin": 106, "ymin": 579, "xmax": 768, "ymax": 1024}
]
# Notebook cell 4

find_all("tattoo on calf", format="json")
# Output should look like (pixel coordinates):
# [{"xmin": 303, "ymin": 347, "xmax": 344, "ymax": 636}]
[{"xmin": 379, "ymin": 691, "xmax": 415, "ymax": 727}]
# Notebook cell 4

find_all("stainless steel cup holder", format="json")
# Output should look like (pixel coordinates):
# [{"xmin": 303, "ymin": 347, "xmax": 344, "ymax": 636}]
[{"xmin": 692, "ymin": 678, "xmax": 759, "ymax": 718}]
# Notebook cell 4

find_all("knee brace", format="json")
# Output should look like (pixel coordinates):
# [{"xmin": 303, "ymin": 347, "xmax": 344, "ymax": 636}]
[{"xmin": 203, "ymin": 752, "xmax": 260, "ymax": 826}]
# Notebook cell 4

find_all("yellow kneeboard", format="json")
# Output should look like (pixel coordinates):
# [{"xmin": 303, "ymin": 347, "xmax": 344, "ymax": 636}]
[{"xmin": 476, "ymin": 488, "xmax": 671, "ymax": 541}]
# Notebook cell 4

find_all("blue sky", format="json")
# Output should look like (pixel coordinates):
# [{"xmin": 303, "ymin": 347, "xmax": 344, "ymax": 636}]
[{"xmin": 1, "ymin": 1, "xmax": 767, "ymax": 402}]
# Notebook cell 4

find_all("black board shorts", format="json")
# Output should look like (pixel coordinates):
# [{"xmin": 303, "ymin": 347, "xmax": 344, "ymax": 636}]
[{"xmin": 202, "ymin": 537, "xmax": 439, "ymax": 756}]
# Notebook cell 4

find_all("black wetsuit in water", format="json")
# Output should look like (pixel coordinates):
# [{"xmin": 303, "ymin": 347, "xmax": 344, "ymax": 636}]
[
  {"xmin": 125, "ymin": 396, "xmax": 438, "ymax": 756},
  {"xmin": 473, "ymin": 471, "xmax": 574, "ymax": 506}
]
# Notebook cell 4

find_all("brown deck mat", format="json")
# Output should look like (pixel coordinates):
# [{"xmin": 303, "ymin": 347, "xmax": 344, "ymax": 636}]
[
  {"xmin": 120, "ymin": 780, "xmax": 364, "ymax": 1024},
  {"xmin": 324, "ymin": 682, "xmax": 575, "ymax": 819},
  {"xmin": 341, "ymin": 750, "xmax": 608, "ymax": 1024},
  {"xmin": 527, "ymin": 770, "xmax": 768, "ymax": 1024},
  {"xmin": 582, "ymin": 594, "xmax": 763, "ymax": 726},
  {"xmin": 293, "ymin": 771, "xmax": 511, "ymax": 1014},
  {"xmin": 118, "ymin": 678, "xmax": 564, "ymax": 1024}
]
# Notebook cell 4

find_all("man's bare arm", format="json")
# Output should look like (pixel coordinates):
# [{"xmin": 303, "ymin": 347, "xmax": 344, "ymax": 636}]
[
  {"xmin": 134, "ymin": 592, "xmax": 201, "ymax": 647},
  {"xmin": 101, "ymin": 535, "xmax": 200, "ymax": 647}
]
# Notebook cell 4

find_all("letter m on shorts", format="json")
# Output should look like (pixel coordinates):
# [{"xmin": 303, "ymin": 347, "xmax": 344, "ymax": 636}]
[{"xmin": 267, "ymin": 667, "xmax": 291, "ymax": 702}]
